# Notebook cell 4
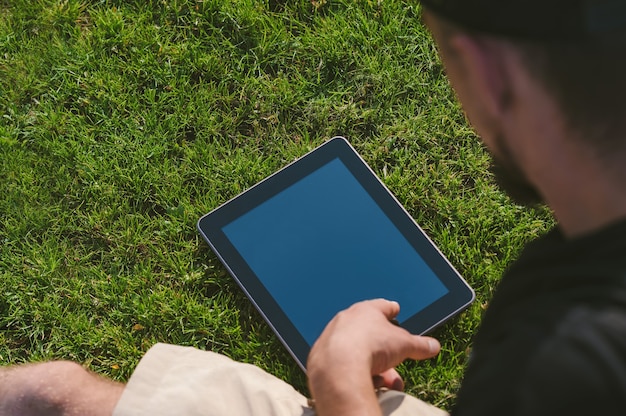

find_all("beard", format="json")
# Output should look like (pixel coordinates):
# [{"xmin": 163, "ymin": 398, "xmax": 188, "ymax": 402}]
[{"xmin": 488, "ymin": 135, "xmax": 545, "ymax": 207}]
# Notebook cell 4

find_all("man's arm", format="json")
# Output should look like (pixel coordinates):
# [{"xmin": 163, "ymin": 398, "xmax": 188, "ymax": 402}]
[
  {"xmin": 0, "ymin": 360, "xmax": 124, "ymax": 416},
  {"xmin": 307, "ymin": 299, "xmax": 441, "ymax": 416}
]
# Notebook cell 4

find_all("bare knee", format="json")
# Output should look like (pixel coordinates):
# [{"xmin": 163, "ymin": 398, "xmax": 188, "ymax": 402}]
[{"xmin": 0, "ymin": 360, "xmax": 125, "ymax": 416}]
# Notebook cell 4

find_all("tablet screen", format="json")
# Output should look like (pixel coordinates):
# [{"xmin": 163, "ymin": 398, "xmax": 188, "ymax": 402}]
[
  {"xmin": 198, "ymin": 137, "xmax": 474, "ymax": 370},
  {"xmin": 222, "ymin": 157, "xmax": 449, "ymax": 345}
]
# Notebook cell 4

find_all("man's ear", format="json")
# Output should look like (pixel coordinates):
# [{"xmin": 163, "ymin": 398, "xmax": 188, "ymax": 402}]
[{"xmin": 448, "ymin": 34, "xmax": 511, "ymax": 122}]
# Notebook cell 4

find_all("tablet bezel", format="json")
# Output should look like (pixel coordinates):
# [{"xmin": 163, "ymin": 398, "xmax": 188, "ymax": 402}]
[{"xmin": 197, "ymin": 137, "xmax": 474, "ymax": 371}]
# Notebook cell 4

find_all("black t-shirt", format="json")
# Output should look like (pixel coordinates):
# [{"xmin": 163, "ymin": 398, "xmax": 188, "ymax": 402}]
[{"xmin": 452, "ymin": 220, "xmax": 626, "ymax": 415}]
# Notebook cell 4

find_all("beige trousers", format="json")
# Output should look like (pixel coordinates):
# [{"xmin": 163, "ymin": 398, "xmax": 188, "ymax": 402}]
[{"xmin": 113, "ymin": 343, "xmax": 447, "ymax": 416}]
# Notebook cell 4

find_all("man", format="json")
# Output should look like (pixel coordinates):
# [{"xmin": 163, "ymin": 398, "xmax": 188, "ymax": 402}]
[
  {"xmin": 3, "ymin": 0, "xmax": 626, "ymax": 414},
  {"xmin": 309, "ymin": 1, "xmax": 626, "ymax": 414}
]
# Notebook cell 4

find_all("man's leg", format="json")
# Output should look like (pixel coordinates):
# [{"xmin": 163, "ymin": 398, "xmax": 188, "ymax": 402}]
[
  {"xmin": 0, "ymin": 361, "xmax": 124, "ymax": 416},
  {"xmin": 113, "ymin": 343, "xmax": 447, "ymax": 416}
]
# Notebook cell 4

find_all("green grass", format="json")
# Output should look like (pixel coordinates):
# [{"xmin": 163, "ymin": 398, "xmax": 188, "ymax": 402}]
[{"xmin": 0, "ymin": 0, "xmax": 554, "ymax": 410}]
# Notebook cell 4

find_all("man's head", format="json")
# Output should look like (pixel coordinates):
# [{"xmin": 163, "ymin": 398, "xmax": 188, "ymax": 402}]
[{"xmin": 420, "ymin": 0, "xmax": 626, "ymax": 208}]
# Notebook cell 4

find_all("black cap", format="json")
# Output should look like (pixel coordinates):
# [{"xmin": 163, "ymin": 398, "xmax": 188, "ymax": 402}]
[{"xmin": 420, "ymin": 0, "xmax": 626, "ymax": 40}]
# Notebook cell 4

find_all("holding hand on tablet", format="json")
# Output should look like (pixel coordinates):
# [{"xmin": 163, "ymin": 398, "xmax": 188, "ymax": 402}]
[{"xmin": 307, "ymin": 299, "xmax": 441, "ymax": 416}]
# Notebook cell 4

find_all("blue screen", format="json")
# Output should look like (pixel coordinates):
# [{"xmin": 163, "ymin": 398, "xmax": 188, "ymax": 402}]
[{"xmin": 222, "ymin": 158, "xmax": 448, "ymax": 345}]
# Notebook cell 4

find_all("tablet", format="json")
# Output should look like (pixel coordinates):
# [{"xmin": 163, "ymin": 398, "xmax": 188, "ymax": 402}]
[{"xmin": 197, "ymin": 137, "xmax": 474, "ymax": 371}]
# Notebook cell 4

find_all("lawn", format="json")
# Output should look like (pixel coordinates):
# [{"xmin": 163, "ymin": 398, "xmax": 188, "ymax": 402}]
[{"xmin": 0, "ymin": 0, "xmax": 553, "ymax": 410}]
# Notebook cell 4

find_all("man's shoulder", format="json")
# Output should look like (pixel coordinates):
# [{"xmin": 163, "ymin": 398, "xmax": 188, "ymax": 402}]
[
  {"xmin": 526, "ymin": 304, "xmax": 626, "ymax": 377},
  {"xmin": 515, "ymin": 305, "xmax": 626, "ymax": 414},
  {"xmin": 453, "ymin": 301, "xmax": 626, "ymax": 416}
]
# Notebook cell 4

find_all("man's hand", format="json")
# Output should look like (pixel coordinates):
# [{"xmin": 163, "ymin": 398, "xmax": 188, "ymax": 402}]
[{"xmin": 307, "ymin": 299, "xmax": 441, "ymax": 416}]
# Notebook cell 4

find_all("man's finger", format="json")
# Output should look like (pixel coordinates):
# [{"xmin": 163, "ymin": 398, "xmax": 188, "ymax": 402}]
[
  {"xmin": 406, "ymin": 335, "xmax": 441, "ymax": 360},
  {"xmin": 363, "ymin": 298, "xmax": 400, "ymax": 319},
  {"xmin": 373, "ymin": 368, "xmax": 404, "ymax": 391}
]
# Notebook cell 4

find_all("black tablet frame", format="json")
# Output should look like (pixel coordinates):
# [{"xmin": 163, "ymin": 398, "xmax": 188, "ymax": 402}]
[{"xmin": 197, "ymin": 137, "xmax": 474, "ymax": 371}]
